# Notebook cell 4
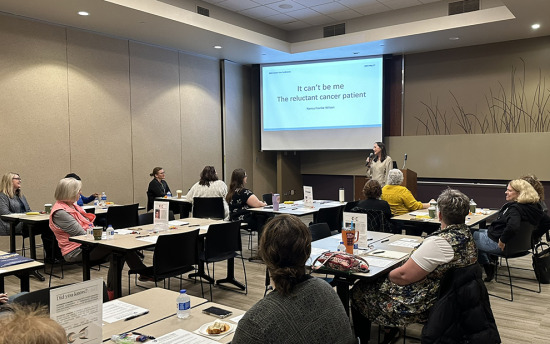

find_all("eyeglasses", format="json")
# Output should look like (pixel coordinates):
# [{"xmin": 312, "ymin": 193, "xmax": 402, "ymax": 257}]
[{"xmin": 12, "ymin": 178, "xmax": 21, "ymax": 181}]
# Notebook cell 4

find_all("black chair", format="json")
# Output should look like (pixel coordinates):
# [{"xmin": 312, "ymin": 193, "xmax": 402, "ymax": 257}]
[
  {"xmin": 138, "ymin": 211, "xmax": 175, "ymax": 225},
  {"xmin": 106, "ymin": 203, "xmax": 139, "ymax": 229},
  {"xmin": 128, "ymin": 229, "xmax": 202, "ymax": 294},
  {"xmin": 491, "ymin": 221, "xmax": 541, "ymax": 301},
  {"xmin": 262, "ymin": 193, "xmax": 273, "ymax": 205},
  {"xmin": 350, "ymin": 207, "xmax": 392, "ymax": 233},
  {"xmin": 312, "ymin": 206, "xmax": 343, "ymax": 233},
  {"xmin": 343, "ymin": 200, "xmax": 359, "ymax": 213},
  {"xmin": 84, "ymin": 207, "xmax": 96, "ymax": 214},
  {"xmin": 309, "ymin": 223, "xmax": 332, "ymax": 242},
  {"xmin": 192, "ymin": 197, "xmax": 225, "ymax": 219},
  {"xmin": 200, "ymin": 221, "xmax": 247, "ymax": 300},
  {"xmin": 12, "ymin": 282, "xmax": 109, "ymax": 310}
]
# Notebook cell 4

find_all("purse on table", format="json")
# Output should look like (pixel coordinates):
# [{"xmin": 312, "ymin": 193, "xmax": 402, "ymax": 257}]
[
  {"xmin": 312, "ymin": 251, "xmax": 369, "ymax": 274},
  {"xmin": 532, "ymin": 242, "xmax": 550, "ymax": 284}
]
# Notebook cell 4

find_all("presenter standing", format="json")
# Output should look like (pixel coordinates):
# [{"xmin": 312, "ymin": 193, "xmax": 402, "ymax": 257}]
[{"xmin": 366, "ymin": 142, "xmax": 393, "ymax": 187}]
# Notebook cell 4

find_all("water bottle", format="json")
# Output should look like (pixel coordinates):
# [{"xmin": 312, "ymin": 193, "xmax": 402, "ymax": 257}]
[
  {"xmin": 87, "ymin": 224, "xmax": 94, "ymax": 239},
  {"xmin": 337, "ymin": 241, "xmax": 346, "ymax": 252},
  {"xmin": 176, "ymin": 289, "xmax": 190, "ymax": 319},
  {"xmin": 106, "ymin": 225, "xmax": 115, "ymax": 240},
  {"xmin": 93, "ymin": 199, "xmax": 99, "ymax": 208},
  {"xmin": 100, "ymin": 192, "xmax": 107, "ymax": 206},
  {"xmin": 166, "ymin": 191, "xmax": 172, "ymax": 198},
  {"xmin": 353, "ymin": 243, "xmax": 358, "ymax": 255}
]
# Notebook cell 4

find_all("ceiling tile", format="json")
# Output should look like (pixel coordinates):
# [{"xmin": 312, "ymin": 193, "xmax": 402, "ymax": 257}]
[
  {"xmin": 286, "ymin": 7, "xmax": 322, "ymax": 20},
  {"xmin": 265, "ymin": 0, "xmax": 307, "ymax": 13},
  {"xmin": 378, "ymin": 0, "xmax": 422, "ymax": 10},
  {"xmin": 354, "ymin": 2, "xmax": 391, "ymax": 15},
  {"xmin": 311, "ymin": 1, "xmax": 349, "ymax": 15},
  {"xmin": 293, "ymin": 0, "xmax": 335, "ymax": 7},
  {"xmin": 261, "ymin": 12, "xmax": 299, "ymax": 24},
  {"xmin": 328, "ymin": 9, "xmax": 363, "ymax": 21},
  {"xmin": 337, "ymin": 0, "xmax": 379, "ymax": 7},
  {"xmin": 216, "ymin": 0, "xmax": 261, "ymax": 11},
  {"xmin": 239, "ymin": 5, "xmax": 281, "ymax": 18}
]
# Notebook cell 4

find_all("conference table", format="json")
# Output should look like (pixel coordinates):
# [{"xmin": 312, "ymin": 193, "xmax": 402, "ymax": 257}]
[
  {"xmin": 309, "ymin": 231, "xmax": 423, "ymax": 314},
  {"xmin": 391, "ymin": 208, "xmax": 498, "ymax": 234},
  {"xmin": 0, "ymin": 250, "xmax": 44, "ymax": 293},
  {"xmin": 248, "ymin": 199, "xmax": 344, "ymax": 216},
  {"xmin": 69, "ymin": 218, "xmax": 243, "ymax": 299},
  {"xmin": 155, "ymin": 196, "xmax": 192, "ymax": 218}
]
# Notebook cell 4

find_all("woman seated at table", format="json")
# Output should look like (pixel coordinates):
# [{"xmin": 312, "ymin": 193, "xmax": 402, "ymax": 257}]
[
  {"xmin": 0, "ymin": 172, "xmax": 31, "ymax": 236},
  {"xmin": 226, "ymin": 168, "xmax": 266, "ymax": 231},
  {"xmin": 355, "ymin": 179, "xmax": 392, "ymax": 219},
  {"xmin": 146, "ymin": 167, "xmax": 171, "ymax": 211},
  {"xmin": 49, "ymin": 178, "xmax": 149, "ymax": 299},
  {"xmin": 232, "ymin": 214, "xmax": 355, "ymax": 344},
  {"xmin": 381, "ymin": 169, "xmax": 430, "ymax": 216},
  {"xmin": 186, "ymin": 166, "xmax": 229, "ymax": 219},
  {"xmin": 352, "ymin": 189, "xmax": 481, "ymax": 343},
  {"xmin": 474, "ymin": 179, "xmax": 543, "ymax": 282},
  {"xmin": 65, "ymin": 173, "xmax": 98, "ymax": 206}
]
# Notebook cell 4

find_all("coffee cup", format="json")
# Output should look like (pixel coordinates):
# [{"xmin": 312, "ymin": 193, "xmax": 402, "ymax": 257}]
[
  {"xmin": 428, "ymin": 206, "xmax": 436, "ymax": 219},
  {"xmin": 44, "ymin": 203, "xmax": 52, "ymax": 214},
  {"xmin": 176, "ymin": 190, "xmax": 183, "ymax": 199},
  {"xmin": 93, "ymin": 227, "xmax": 103, "ymax": 240}
]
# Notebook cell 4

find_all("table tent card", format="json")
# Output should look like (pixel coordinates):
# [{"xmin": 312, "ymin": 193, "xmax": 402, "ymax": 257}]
[
  {"xmin": 153, "ymin": 201, "xmax": 170, "ymax": 230},
  {"xmin": 303, "ymin": 186, "xmax": 314, "ymax": 208},
  {"xmin": 343, "ymin": 212, "xmax": 368, "ymax": 248}
]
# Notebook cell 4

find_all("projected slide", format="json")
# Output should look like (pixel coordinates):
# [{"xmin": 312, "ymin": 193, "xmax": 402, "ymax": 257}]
[{"xmin": 262, "ymin": 58, "xmax": 383, "ymax": 131}]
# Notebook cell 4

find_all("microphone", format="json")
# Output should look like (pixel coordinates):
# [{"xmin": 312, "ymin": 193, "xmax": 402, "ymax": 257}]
[
  {"xmin": 402, "ymin": 153, "xmax": 408, "ymax": 169},
  {"xmin": 365, "ymin": 153, "xmax": 374, "ymax": 166}
]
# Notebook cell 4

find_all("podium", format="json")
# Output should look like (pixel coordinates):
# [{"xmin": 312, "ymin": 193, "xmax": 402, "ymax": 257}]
[{"xmin": 400, "ymin": 169, "xmax": 417, "ymax": 198}]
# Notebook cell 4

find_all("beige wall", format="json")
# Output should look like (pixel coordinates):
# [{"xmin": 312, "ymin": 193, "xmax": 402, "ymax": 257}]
[{"xmin": 0, "ymin": 14, "xmax": 250, "ymax": 210}]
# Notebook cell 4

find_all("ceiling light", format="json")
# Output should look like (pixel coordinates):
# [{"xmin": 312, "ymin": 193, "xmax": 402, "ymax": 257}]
[
  {"xmin": 449, "ymin": 37, "xmax": 460, "ymax": 40},
  {"xmin": 78, "ymin": 11, "xmax": 89, "ymax": 16},
  {"xmin": 532, "ymin": 23, "xmax": 540, "ymax": 29},
  {"xmin": 213, "ymin": 45, "xmax": 222, "ymax": 49},
  {"xmin": 279, "ymin": 4, "xmax": 293, "ymax": 9}
]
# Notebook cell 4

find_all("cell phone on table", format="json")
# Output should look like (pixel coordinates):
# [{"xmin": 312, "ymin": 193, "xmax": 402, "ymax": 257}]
[{"xmin": 202, "ymin": 306, "xmax": 233, "ymax": 318}]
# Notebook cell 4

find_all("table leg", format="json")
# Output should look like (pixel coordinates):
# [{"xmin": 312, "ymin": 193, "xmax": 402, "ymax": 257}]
[
  {"xmin": 189, "ymin": 261, "xmax": 215, "ymax": 284},
  {"xmin": 112, "ymin": 252, "xmax": 125, "ymax": 299},
  {"xmin": 9, "ymin": 222, "xmax": 16, "ymax": 253},
  {"xmin": 216, "ymin": 258, "xmax": 245, "ymax": 290},
  {"xmin": 334, "ymin": 277, "xmax": 351, "ymax": 316},
  {"xmin": 81, "ymin": 246, "xmax": 92, "ymax": 281},
  {"xmin": 26, "ymin": 223, "xmax": 45, "ymax": 281},
  {"xmin": 18, "ymin": 272, "xmax": 30, "ymax": 292},
  {"xmin": 0, "ymin": 277, "xmax": 4, "ymax": 293}
]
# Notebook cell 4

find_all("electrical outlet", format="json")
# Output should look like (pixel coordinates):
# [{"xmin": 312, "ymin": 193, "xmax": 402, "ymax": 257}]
[{"xmin": 290, "ymin": 189, "xmax": 295, "ymax": 195}]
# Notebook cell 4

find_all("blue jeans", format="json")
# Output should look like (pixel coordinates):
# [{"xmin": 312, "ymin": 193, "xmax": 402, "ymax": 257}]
[{"xmin": 474, "ymin": 229, "xmax": 502, "ymax": 264}]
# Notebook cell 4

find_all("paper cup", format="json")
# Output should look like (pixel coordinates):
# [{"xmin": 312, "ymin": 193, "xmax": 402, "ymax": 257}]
[
  {"xmin": 176, "ymin": 190, "xmax": 183, "ymax": 199},
  {"xmin": 93, "ymin": 227, "xmax": 103, "ymax": 240},
  {"xmin": 44, "ymin": 203, "xmax": 52, "ymax": 214}
]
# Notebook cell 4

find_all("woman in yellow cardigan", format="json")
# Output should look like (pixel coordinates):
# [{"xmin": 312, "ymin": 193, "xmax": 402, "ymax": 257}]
[{"xmin": 382, "ymin": 169, "xmax": 430, "ymax": 216}]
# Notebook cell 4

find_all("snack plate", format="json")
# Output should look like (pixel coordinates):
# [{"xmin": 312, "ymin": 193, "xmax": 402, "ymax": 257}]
[{"xmin": 198, "ymin": 321, "xmax": 235, "ymax": 337}]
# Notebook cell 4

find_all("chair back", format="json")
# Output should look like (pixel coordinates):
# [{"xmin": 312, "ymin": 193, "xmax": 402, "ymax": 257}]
[
  {"xmin": 350, "ymin": 207, "xmax": 392, "ymax": 233},
  {"xmin": 84, "ymin": 207, "xmax": 96, "ymax": 214},
  {"xmin": 343, "ymin": 201, "xmax": 359, "ymax": 213},
  {"xmin": 309, "ymin": 223, "xmax": 332, "ymax": 241},
  {"xmin": 203, "ymin": 222, "xmax": 242, "ymax": 260},
  {"xmin": 106, "ymin": 203, "xmax": 139, "ymax": 229},
  {"xmin": 262, "ymin": 194, "xmax": 273, "ymax": 205},
  {"xmin": 503, "ymin": 221, "xmax": 536, "ymax": 257},
  {"xmin": 42, "ymin": 227, "xmax": 63, "ymax": 263},
  {"xmin": 315, "ymin": 206, "xmax": 343, "ymax": 232},
  {"xmin": 138, "ymin": 211, "xmax": 175, "ymax": 225},
  {"xmin": 193, "ymin": 197, "xmax": 225, "ymax": 219},
  {"xmin": 153, "ymin": 229, "xmax": 199, "ymax": 276}
]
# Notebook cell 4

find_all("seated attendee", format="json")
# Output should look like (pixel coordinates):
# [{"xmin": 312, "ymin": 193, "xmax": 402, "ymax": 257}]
[
  {"xmin": 474, "ymin": 179, "xmax": 543, "ymax": 282},
  {"xmin": 186, "ymin": 166, "xmax": 229, "ymax": 219},
  {"xmin": 0, "ymin": 304, "xmax": 66, "ymax": 343},
  {"xmin": 146, "ymin": 167, "xmax": 171, "ymax": 211},
  {"xmin": 0, "ymin": 172, "xmax": 31, "ymax": 236},
  {"xmin": 381, "ymin": 169, "xmax": 430, "ymax": 216},
  {"xmin": 65, "ymin": 173, "xmax": 98, "ymax": 206},
  {"xmin": 353, "ymin": 180, "xmax": 393, "ymax": 233},
  {"xmin": 352, "ymin": 189, "xmax": 480, "ymax": 343},
  {"xmin": 232, "ymin": 214, "xmax": 355, "ymax": 344},
  {"xmin": 49, "ymin": 178, "xmax": 149, "ymax": 299},
  {"xmin": 226, "ymin": 168, "xmax": 266, "ymax": 231}
]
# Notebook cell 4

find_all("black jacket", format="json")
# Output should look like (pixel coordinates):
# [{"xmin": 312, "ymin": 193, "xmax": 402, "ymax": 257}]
[
  {"xmin": 146, "ymin": 179, "xmax": 171, "ymax": 211},
  {"xmin": 422, "ymin": 264, "xmax": 501, "ymax": 344},
  {"xmin": 487, "ymin": 202, "xmax": 543, "ymax": 244}
]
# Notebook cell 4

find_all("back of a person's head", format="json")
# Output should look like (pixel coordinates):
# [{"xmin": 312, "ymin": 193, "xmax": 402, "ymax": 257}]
[
  {"xmin": 363, "ymin": 179, "xmax": 382, "ymax": 199},
  {"xmin": 437, "ymin": 188, "xmax": 470, "ymax": 225},
  {"xmin": 54, "ymin": 177, "xmax": 82, "ymax": 203},
  {"xmin": 386, "ymin": 169, "xmax": 403, "ymax": 185},
  {"xmin": 521, "ymin": 174, "xmax": 544, "ymax": 200},
  {"xmin": 259, "ymin": 214, "xmax": 311, "ymax": 296},
  {"xmin": 0, "ymin": 304, "xmax": 66, "ymax": 344}
]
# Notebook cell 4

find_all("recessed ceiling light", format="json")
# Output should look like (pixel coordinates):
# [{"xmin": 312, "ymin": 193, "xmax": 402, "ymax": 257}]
[
  {"xmin": 449, "ymin": 37, "xmax": 460, "ymax": 40},
  {"xmin": 279, "ymin": 4, "xmax": 293, "ymax": 9},
  {"xmin": 213, "ymin": 45, "xmax": 222, "ymax": 49},
  {"xmin": 532, "ymin": 23, "xmax": 541, "ymax": 29},
  {"xmin": 78, "ymin": 11, "xmax": 89, "ymax": 16}
]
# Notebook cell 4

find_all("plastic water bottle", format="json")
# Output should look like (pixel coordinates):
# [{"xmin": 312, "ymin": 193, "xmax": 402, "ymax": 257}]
[
  {"xmin": 166, "ymin": 191, "xmax": 172, "ymax": 198},
  {"xmin": 337, "ymin": 241, "xmax": 346, "ymax": 252},
  {"xmin": 106, "ymin": 225, "xmax": 115, "ymax": 240},
  {"xmin": 87, "ymin": 224, "xmax": 94, "ymax": 239},
  {"xmin": 93, "ymin": 199, "xmax": 99, "ymax": 208},
  {"xmin": 100, "ymin": 192, "xmax": 107, "ymax": 206},
  {"xmin": 176, "ymin": 289, "xmax": 191, "ymax": 319}
]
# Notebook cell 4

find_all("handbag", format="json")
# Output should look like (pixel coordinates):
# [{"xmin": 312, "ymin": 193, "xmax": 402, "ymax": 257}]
[
  {"xmin": 312, "ymin": 251, "xmax": 369, "ymax": 274},
  {"xmin": 532, "ymin": 242, "xmax": 550, "ymax": 284}
]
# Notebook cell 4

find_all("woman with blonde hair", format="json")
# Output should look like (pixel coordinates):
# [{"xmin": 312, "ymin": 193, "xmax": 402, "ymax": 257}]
[
  {"xmin": 0, "ymin": 172, "xmax": 31, "ymax": 236},
  {"xmin": 474, "ymin": 179, "xmax": 544, "ymax": 281}
]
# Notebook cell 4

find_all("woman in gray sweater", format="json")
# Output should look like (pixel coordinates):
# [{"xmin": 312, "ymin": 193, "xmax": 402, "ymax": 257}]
[
  {"xmin": 0, "ymin": 172, "xmax": 31, "ymax": 236},
  {"xmin": 232, "ymin": 214, "xmax": 355, "ymax": 344}
]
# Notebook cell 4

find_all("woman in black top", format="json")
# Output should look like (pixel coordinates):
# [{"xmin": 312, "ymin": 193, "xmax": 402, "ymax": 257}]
[
  {"xmin": 146, "ymin": 167, "xmax": 171, "ymax": 211},
  {"xmin": 353, "ymin": 179, "xmax": 393, "ymax": 233},
  {"xmin": 226, "ymin": 168, "xmax": 266, "ymax": 230}
]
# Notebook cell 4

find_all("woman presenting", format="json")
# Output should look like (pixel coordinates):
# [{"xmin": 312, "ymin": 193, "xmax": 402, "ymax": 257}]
[
  {"xmin": 366, "ymin": 142, "xmax": 393, "ymax": 186},
  {"xmin": 146, "ymin": 167, "xmax": 171, "ymax": 211}
]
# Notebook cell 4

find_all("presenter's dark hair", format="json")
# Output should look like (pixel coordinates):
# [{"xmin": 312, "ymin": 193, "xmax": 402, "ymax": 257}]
[
  {"xmin": 260, "ymin": 214, "xmax": 311, "ymax": 296},
  {"xmin": 375, "ymin": 141, "xmax": 388, "ymax": 162},
  {"xmin": 226, "ymin": 168, "xmax": 246, "ymax": 203},
  {"xmin": 150, "ymin": 167, "xmax": 163, "ymax": 177},
  {"xmin": 199, "ymin": 166, "xmax": 218, "ymax": 186}
]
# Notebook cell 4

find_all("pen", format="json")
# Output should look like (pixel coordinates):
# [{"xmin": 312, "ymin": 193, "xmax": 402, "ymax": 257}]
[
  {"xmin": 381, "ymin": 239, "xmax": 390, "ymax": 243},
  {"xmin": 135, "ymin": 235, "xmax": 149, "ymax": 238},
  {"xmin": 124, "ymin": 311, "xmax": 149, "ymax": 321},
  {"xmin": 372, "ymin": 250, "xmax": 385, "ymax": 254},
  {"xmin": 188, "ymin": 224, "xmax": 200, "ymax": 227},
  {"xmin": 367, "ymin": 238, "xmax": 373, "ymax": 241}
]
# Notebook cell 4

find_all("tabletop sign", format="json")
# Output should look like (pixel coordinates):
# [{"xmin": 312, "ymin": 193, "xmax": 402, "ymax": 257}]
[
  {"xmin": 153, "ymin": 201, "xmax": 169, "ymax": 230},
  {"xmin": 303, "ymin": 186, "xmax": 314, "ymax": 208},
  {"xmin": 50, "ymin": 278, "xmax": 103, "ymax": 344},
  {"xmin": 343, "ymin": 212, "xmax": 368, "ymax": 248}
]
